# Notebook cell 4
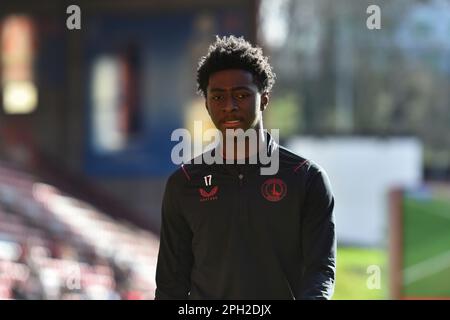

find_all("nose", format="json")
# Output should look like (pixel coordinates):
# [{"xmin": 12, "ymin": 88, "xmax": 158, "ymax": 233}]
[{"xmin": 222, "ymin": 95, "xmax": 238, "ymax": 112}]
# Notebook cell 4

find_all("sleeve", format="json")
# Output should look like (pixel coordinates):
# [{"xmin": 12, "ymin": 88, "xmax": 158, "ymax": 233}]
[
  {"xmin": 297, "ymin": 168, "xmax": 336, "ymax": 300},
  {"xmin": 155, "ymin": 175, "xmax": 194, "ymax": 300}
]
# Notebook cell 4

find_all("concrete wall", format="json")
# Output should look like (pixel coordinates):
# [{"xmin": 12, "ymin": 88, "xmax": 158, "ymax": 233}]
[{"xmin": 287, "ymin": 136, "xmax": 423, "ymax": 247}]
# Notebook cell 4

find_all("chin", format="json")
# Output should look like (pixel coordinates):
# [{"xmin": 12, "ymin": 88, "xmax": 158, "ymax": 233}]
[{"xmin": 222, "ymin": 126, "xmax": 247, "ymax": 133}]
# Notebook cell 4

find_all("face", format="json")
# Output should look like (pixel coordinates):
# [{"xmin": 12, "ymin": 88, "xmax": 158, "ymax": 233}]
[{"xmin": 205, "ymin": 69, "xmax": 269, "ymax": 135}]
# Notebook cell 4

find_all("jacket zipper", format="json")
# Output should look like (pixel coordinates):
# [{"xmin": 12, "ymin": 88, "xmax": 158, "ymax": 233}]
[{"xmin": 237, "ymin": 170, "xmax": 247, "ymax": 223}]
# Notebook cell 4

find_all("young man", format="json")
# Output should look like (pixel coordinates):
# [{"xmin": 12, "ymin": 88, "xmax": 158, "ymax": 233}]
[{"xmin": 155, "ymin": 36, "xmax": 336, "ymax": 300}]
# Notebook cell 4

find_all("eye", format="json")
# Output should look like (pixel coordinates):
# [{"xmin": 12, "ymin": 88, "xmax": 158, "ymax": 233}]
[
  {"xmin": 211, "ymin": 95, "xmax": 223, "ymax": 101},
  {"xmin": 235, "ymin": 92, "xmax": 250, "ymax": 100}
]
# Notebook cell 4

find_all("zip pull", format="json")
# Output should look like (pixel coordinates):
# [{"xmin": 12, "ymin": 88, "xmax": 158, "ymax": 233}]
[{"xmin": 238, "ymin": 174, "xmax": 244, "ymax": 186}]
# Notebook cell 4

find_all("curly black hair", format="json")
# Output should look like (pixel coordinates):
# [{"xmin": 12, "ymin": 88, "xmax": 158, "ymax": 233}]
[{"xmin": 196, "ymin": 35, "xmax": 276, "ymax": 97}]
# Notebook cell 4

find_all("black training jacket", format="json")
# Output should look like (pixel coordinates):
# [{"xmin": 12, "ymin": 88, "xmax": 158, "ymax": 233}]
[{"xmin": 155, "ymin": 133, "xmax": 336, "ymax": 300}]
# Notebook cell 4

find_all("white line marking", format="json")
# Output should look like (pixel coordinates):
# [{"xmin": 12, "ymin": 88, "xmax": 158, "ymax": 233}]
[
  {"xmin": 427, "ymin": 209, "xmax": 450, "ymax": 221},
  {"xmin": 404, "ymin": 250, "xmax": 450, "ymax": 285}
]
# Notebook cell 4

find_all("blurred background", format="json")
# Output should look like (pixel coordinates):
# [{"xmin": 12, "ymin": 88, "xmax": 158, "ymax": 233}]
[{"xmin": 0, "ymin": 0, "xmax": 449, "ymax": 299}]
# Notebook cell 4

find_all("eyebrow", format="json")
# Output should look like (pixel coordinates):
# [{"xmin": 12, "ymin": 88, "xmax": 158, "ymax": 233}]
[{"xmin": 209, "ymin": 86, "xmax": 253, "ymax": 93}]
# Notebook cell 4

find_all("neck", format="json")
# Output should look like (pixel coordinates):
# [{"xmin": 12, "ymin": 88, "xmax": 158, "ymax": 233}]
[{"xmin": 220, "ymin": 127, "xmax": 266, "ymax": 161}]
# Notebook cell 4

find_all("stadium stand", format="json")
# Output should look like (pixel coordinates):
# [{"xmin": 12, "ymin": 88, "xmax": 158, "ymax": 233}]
[{"xmin": 0, "ymin": 162, "xmax": 159, "ymax": 300}]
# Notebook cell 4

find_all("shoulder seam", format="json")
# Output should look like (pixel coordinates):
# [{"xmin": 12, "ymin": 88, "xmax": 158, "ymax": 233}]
[
  {"xmin": 293, "ymin": 160, "xmax": 309, "ymax": 173},
  {"xmin": 180, "ymin": 164, "xmax": 191, "ymax": 181}
]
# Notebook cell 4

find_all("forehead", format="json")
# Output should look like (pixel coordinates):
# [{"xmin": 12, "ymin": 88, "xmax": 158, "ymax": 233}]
[{"xmin": 207, "ymin": 69, "xmax": 257, "ymax": 90}]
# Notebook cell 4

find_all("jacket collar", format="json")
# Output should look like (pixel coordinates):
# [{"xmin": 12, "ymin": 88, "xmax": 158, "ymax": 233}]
[{"xmin": 202, "ymin": 130, "xmax": 279, "ymax": 175}]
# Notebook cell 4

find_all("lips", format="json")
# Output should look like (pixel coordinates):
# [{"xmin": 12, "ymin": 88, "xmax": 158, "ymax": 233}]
[
  {"xmin": 222, "ymin": 119, "xmax": 242, "ymax": 128},
  {"xmin": 223, "ymin": 119, "xmax": 240, "ymax": 124}
]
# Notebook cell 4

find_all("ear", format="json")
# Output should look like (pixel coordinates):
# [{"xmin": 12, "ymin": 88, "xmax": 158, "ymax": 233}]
[{"xmin": 260, "ymin": 92, "xmax": 269, "ymax": 112}]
